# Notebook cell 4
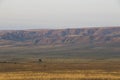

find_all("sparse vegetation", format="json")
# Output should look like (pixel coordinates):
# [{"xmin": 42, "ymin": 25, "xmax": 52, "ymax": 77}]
[
  {"xmin": 38, "ymin": 59, "xmax": 42, "ymax": 62},
  {"xmin": 0, "ymin": 39, "xmax": 119, "ymax": 80},
  {"xmin": 0, "ymin": 59, "xmax": 120, "ymax": 80},
  {"xmin": 0, "ymin": 70, "xmax": 120, "ymax": 80}
]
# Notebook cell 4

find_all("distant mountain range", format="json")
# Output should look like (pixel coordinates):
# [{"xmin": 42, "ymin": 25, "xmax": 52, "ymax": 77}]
[{"xmin": 0, "ymin": 27, "xmax": 120, "ymax": 46}]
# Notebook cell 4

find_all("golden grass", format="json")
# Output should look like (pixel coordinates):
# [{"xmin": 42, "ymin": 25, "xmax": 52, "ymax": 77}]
[
  {"xmin": 0, "ymin": 59, "xmax": 120, "ymax": 80},
  {"xmin": 0, "ymin": 70, "xmax": 120, "ymax": 80}
]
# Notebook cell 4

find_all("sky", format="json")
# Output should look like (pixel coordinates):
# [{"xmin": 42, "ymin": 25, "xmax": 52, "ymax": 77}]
[{"xmin": 0, "ymin": 0, "xmax": 120, "ymax": 30}]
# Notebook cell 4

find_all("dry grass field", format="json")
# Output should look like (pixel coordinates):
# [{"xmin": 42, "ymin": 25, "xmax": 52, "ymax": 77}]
[
  {"xmin": 0, "ymin": 44, "xmax": 120, "ymax": 80},
  {"xmin": 0, "ymin": 70, "xmax": 120, "ymax": 80},
  {"xmin": 0, "ymin": 59, "xmax": 120, "ymax": 80}
]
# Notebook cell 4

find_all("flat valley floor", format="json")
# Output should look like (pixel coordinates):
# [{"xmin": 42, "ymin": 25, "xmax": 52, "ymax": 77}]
[
  {"xmin": 0, "ymin": 44, "xmax": 120, "ymax": 80},
  {"xmin": 0, "ymin": 59, "xmax": 120, "ymax": 80}
]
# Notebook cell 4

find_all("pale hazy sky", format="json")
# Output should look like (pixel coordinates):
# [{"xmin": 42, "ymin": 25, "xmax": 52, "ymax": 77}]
[{"xmin": 0, "ymin": 0, "xmax": 120, "ymax": 29}]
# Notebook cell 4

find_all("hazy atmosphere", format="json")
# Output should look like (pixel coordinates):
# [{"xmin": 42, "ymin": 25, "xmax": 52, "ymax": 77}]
[{"xmin": 0, "ymin": 0, "xmax": 120, "ymax": 29}]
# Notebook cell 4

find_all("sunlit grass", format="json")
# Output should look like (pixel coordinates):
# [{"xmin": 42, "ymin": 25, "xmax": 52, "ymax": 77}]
[{"xmin": 0, "ymin": 70, "xmax": 120, "ymax": 80}]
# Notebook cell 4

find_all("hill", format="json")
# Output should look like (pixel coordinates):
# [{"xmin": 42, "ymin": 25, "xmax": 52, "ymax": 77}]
[
  {"xmin": 0, "ymin": 27, "xmax": 120, "ymax": 60},
  {"xmin": 0, "ymin": 27, "xmax": 120, "ymax": 46}
]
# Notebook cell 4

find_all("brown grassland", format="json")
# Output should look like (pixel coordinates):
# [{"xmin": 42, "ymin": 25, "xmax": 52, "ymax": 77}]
[
  {"xmin": 0, "ymin": 44, "xmax": 120, "ymax": 80},
  {"xmin": 0, "ymin": 59, "xmax": 120, "ymax": 80}
]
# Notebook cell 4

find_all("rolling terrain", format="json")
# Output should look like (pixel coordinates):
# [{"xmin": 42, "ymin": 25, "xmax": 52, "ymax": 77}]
[
  {"xmin": 0, "ymin": 27, "xmax": 120, "ymax": 46},
  {"xmin": 0, "ymin": 27, "xmax": 120, "ymax": 80},
  {"xmin": 0, "ymin": 27, "xmax": 120, "ymax": 60}
]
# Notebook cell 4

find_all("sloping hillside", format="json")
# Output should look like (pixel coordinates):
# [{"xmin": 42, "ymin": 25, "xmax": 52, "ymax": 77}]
[{"xmin": 0, "ymin": 27, "xmax": 120, "ymax": 46}]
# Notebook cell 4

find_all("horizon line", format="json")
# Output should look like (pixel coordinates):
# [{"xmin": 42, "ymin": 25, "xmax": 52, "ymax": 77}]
[{"xmin": 0, "ymin": 26, "xmax": 120, "ymax": 31}]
